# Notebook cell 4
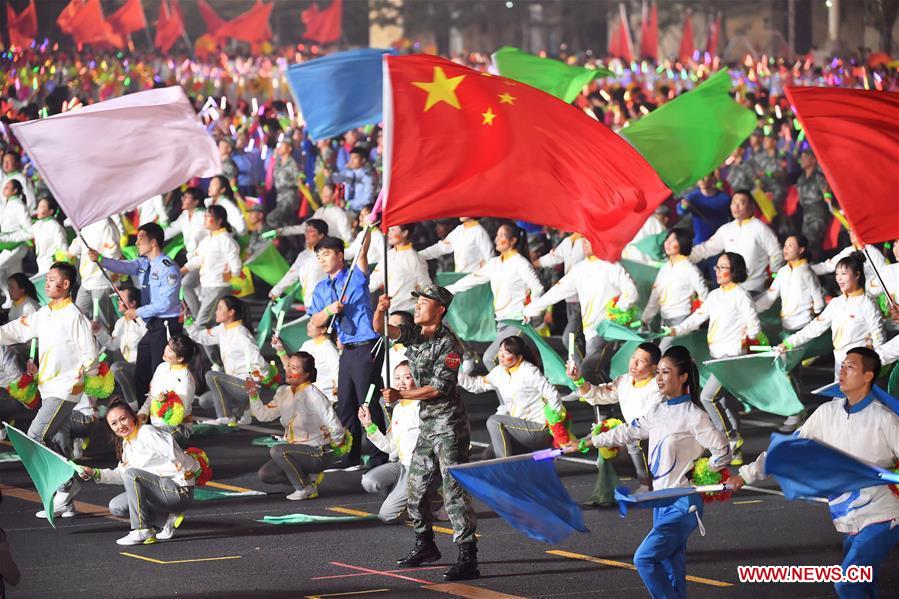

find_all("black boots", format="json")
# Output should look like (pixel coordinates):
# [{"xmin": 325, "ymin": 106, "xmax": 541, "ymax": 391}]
[
  {"xmin": 443, "ymin": 541, "xmax": 480, "ymax": 581},
  {"xmin": 396, "ymin": 531, "xmax": 441, "ymax": 567}
]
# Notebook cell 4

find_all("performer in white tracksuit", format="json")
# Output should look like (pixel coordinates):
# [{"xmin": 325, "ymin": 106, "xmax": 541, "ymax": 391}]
[
  {"xmin": 299, "ymin": 319, "xmax": 340, "ymax": 404},
  {"xmin": 732, "ymin": 347, "xmax": 899, "ymax": 599},
  {"xmin": 31, "ymin": 197, "xmax": 68, "ymax": 275},
  {"xmin": 812, "ymin": 230, "xmax": 889, "ymax": 299},
  {"xmin": 534, "ymin": 233, "xmax": 586, "ymax": 356},
  {"xmin": 269, "ymin": 219, "xmax": 328, "ymax": 301},
  {"xmin": 569, "ymin": 345, "xmax": 730, "ymax": 599},
  {"xmin": 137, "ymin": 335, "xmax": 197, "ymax": 444},
  {"xmin": 370, "ymin": 224, "xmax": 432, "ymax": 314},
  {"xmin": 419, "ymin": 218, "xmax": 494, "ymax": 274}
]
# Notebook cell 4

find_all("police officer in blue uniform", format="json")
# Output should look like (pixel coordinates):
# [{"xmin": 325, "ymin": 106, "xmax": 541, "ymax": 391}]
[{"xmin": 87, "ymin": 222, "xmax": 182, "ymax": 399}]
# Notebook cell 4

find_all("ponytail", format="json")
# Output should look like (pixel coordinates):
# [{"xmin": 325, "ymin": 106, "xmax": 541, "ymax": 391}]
[{"xmin": 662, "ymin": 345, "xmax": 701, "ymax": 407}]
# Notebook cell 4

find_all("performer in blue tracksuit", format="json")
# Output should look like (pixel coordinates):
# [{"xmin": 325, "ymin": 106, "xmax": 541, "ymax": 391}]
[{"xmin": 570, "ymin": 345, "xmax": 731, "ymax": 599}]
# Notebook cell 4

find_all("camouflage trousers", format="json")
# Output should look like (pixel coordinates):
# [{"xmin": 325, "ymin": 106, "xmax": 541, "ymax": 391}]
[{"xmin": 406, "ymin": 422, "xmax": 477, "ymax": 544}]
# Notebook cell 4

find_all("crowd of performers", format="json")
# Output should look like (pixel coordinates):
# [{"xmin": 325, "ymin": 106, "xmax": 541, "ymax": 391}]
[{"xmin": 0, "ymin": 50, "xmax": 897, "ymax": 597}]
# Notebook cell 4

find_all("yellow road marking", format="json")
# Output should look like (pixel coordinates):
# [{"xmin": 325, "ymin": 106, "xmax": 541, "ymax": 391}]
[
  {"xmin": 424, "ymin": 583, "xmax": 526, "ymax": 598},
  {"xmin": 306, "ymin": 589, "xmax": 390, "ymax": 598},
  {"xmin": 0, "ymin": 483, "xmax": 127, "ymax": 522},
  {"xmin": 205, "ymin": 480, "xmax": 259, "ymax": 493},
  {"xmin": 547, "ymin": 549, "xmax": 733, "ymax": 587},
  {"xmin": 734, "ymin": 499, "xmax": 763, "ymax": 505},
  {"xmin": 120, "ymin": 552, "xmax": 242, "ymax": 565},
  {"xmin": 326, "ymin": 507, "xmax": 478, "ymax": 538}
]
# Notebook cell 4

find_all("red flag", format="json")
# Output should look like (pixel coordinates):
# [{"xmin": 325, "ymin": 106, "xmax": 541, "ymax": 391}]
[
  {"xmin": 107, "ymin": 0, "xmax": 147, "ymax": 37},
  {"xmin": 198, "ymin": 0, "xmax": 226, "ymax": 36},
  {"xmin": 784, "ymin": 185, "xmax": 799, "ymax": 217},
  {"xmin": 155, "ymin": 0, "xmax": 185, "ymax": 53},
  {"xmin": 785, "ymin": 87, "xmax": 899, "ymax": 245},
  {"xmin": 381, "ymin": 55, "xmax": 671, "ymax": 262},
  {"xmin": 640, "ymin": 1, "xmax": 658, "ymax": 61},
  {"xmin": 608, "ymin": 4, "xmax": 633, "ymax": 62},
  {"xmin": 679, "ymin": 12, "xmax": 694, "ymax": 63},
  {"xmin": 57, "ymin": 0, "xmax": 83, "ymax": 34},
  {"xmin": 215, "ymin": 2, "xmax": 273, "ymax": 44},
  {"xmin": 301, "ymin": 0, "xmax": 342, "ymax": 45},
  {"xmin": 824, "ymin": 216, "xmax": 842, "ymax": 251},
  {"xmin": 69, "ymin": 0, "xmax": 124, "ymax": 49},
  {"xmin": 707, "ymin": 12, "xmax": 721, "ymax": 56},
  {"xmin": 8, "ymin": 0, "xmax": 37, "ymax": 48}
]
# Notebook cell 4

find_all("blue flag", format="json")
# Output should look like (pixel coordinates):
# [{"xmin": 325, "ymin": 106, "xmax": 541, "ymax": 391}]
[
  {"xmin": 812, "ymin": 383, "xmax": 899, "ymax": 416},
  {"xmin": 448, "ymin": 451, "xmax": 588, "ymax": 544},
  {"xmin": 614, "ymin": 486, "xmax": 705, "ymax": 517},
  {"xmin": 765, "ymin": 432, "xmax": 899, "ymax": 500},
  {"xmin": 285, "ymin": 49, "xmax": 391, "ymax": 141}
]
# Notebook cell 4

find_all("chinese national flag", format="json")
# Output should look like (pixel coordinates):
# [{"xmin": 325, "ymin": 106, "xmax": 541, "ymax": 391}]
[
  {"xmin": 679, "ymin": 12, "xmax": 694, "ymax": 63},
  {"xmin": 301, "ymin": 0, "xmax": 342, "ymax": 45},
  {"xmin": 68, "ymin": 0, "xmax": 124, "ymax": 49},
  {"xmin": 155, "ymin": 0, "xmax": 185, "ymax": 53},
  {"xmin": 785, "ymin": 86, "xmax": 899, "ymax": 245},
  {"xmin": 107, "ymin": 0, "xmax": 147, "ymax": 37},
  {"xmin": 215, "ymin": 1, "xmax": 273, "ymax": 44},
  {"xmin": 198, "ymin": 0, "xmax": 226, "ymax": 36},
  {"xmin": 382, "ymin": 55, "xmax": 671, "ymax": 262},
  {"xmin": 57, "ymin": 0, "xmax": 82, "ymax": 34},
  {"xmin": 8, "ymin": 0, "xmax": 37, "ymax": 48},
  {"xmin": 640, "ymin": 2, "xmax": 658, "ymax": 61}
]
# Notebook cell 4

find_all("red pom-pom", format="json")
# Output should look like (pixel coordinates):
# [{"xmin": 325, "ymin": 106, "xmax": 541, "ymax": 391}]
[
  {"xmin": 890, "ymin": 459, "xmax": 899, "ymax": 499},
  {"xmin": 98, "ymin": 362, "xmax": 110, "ymax": 376},
  {"xmin": 184, "ymin": 447, "xmax": 212, "ymax": 486},
  {"xmin": 700, "ymin": 468, "xmax": 733, "ymax": 504}
]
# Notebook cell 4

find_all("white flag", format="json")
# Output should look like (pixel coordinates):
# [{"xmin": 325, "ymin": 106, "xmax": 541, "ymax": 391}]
[{"xmin": 11, "ymin": 87, "xmax": 221, "ymax": 230}]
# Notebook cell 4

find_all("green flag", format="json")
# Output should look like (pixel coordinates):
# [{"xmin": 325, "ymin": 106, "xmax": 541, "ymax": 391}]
[
  {"xmin": 121, "ymin": 245, "xmax": 138, "ymax": 260},
  {"xmin": 261, "ymin": 512, "xmax": 378, "ymax": 525},
  {"xmin": 500, "ymin": 320, "xmax": 575, "ymax": 390},
  {"xmin": 163, "ymin": 233, "xmax": 185, "ymax": 259},
  {"xmin": 704, "ymin": 353, "xmax": 805, "ymax": 417},
  {"xmin": 435, "ymin": 272, "xmax": 496, "ymax": 343},
  {"xmin": 630, "ymin": 231, "xmax": 667, "ymax": 262},
  {"xmin": 619, "ymin": 70, "xmax": 757, "ymax": 194},
  {"xmin": 619, "ymin": 258, "xmax": 660, "ymax": 313},
  {"xmin": 279, "ymin": 316, "xmax": 311, "ymax": 353},
  {"xmin": 670, "ymin": 330, "xmax": 714, "ymax": 386},
  {"xmin": 4, "ymin": 423, "xmax": 78, "ymax": 527},
  {"xmin": 599, "ymin": 322, "xmax": 666, "ymax": 378},
  {"xmin": 246, "ymin": 241, "xmax": 290, "ymax": 287},
  {"xmin": 492, "ymin": 47, "xmax": 612, "ymax": 104},
  {"xmin": 256, "ymin": 282, "xmax": 302, "ymax": 348},
  {"xmin": 31, "ymin": 273, "xmax": 48, "ymax": 306}
]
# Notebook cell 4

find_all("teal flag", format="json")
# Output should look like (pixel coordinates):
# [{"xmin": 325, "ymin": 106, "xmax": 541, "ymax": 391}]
[
  {"xmin": 704, "ymin": 353, "xmax": 805, "ymax": 417},
  {"xmin": 435, "ymin": 272, "xmax": 496, "ymax": 343},
  {"xmin": 670, "ymin": 330, "xmax": 713, "ymax": 386},
  {"xmin": 619, "ymin": 259, "xmax": 660, "ymax": 313},
  {"xmin": 5, "ymin": 423, "xmax": 78, "ymax": 527},
  {"xmin": 261, "ymin": 512, "xmax": 378, "ymax": 525},
  {"xmin": 279, "ymin": 316, "xmax": 311, "ymax": 353},
  {"xmin": 620, "ymin": 70, "xmax": 757, "ymax": 194},
  {"xmin": 256, "ymin": 282, "xmax": 302, "ymax": 348},
  {"xmin": 599, "ymin": 322, "xmax": 665, "ymax": 378},
  {"xmin": 492, "ymin": 47, "xmax": 612, "ymax": 104},
  {"xmin": 631, "ymin": 231, "xmax": 667, "ymax": 262},
  {"xmin": 31, "ymin": 273, "xmax": 48, "ymax": 306},
  {"xmin": 163, "ymin": 233, "xmax": 185, "ymax": 259},
  {"xmin": 246, "ymin": 242, "xmax": 291, "ymax": 287},
  {"xmin": 501, "ymin": 320, "xmax": 575, "ymax": 390}
]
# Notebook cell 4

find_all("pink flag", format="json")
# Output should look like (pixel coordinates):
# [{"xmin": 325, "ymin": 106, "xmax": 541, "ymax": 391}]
[{"xmin": 11, "ymin": 87, "xmax": 221, "ymax": 230}]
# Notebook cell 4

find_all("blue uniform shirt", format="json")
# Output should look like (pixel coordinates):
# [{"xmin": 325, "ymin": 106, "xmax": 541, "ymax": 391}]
[
  {"xmin": 309, "ymin": 266, "xmax": 378, "ymax": 345},
  {"xmin": 100, "ymin": 254, "xmax": 181, "ymax": 319}
]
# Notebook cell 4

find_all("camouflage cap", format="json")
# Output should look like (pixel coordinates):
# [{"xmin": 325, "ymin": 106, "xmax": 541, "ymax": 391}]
[{"xmin": 411, "ymin": 285, "xmax": 454, "ymax": 309}]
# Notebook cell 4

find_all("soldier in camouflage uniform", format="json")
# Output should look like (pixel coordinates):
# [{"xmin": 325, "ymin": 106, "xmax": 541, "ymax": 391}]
[
  {"xmin": 373, "ymin": 285, "xmax": 479, "ymax": 581},
  {"xmin": 218, "ymin": 138, "xmax": 239, "ymax": 183},
  {"xmin": 725, "ymin": 147, "xmax": 755, "ymax": 193},
  {"xmin": 796, "ymin": 149, "xmax": 831, "ymax": 260},
  {"xmin": 750, "ymin": 134, "xmax": 787, "ymax": 205},
  {"xmin": 265, "ymin": 138, "xmax": 301, "ymax": 229}
]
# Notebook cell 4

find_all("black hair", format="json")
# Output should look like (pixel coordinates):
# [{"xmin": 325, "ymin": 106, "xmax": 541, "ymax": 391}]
[
  {"xmin": 105, "ymin": 398, "xmax": 139, "ymax": 460},
  {"xmin": 38, "ymin": 195, "xmax": 58, "ymax": 213},
  {"xmin": 5, "ymin": 179, "xmax": 23, "ymax": 197},
  {"xmin": 661, "ymin": 345, "xmax": 701, "ymax": 407},
  {"xmin": 168, "ymin": 334, "xmax": 197, "ymax": 364},
  {"xmin": 732, "ymin": 189, "xmax": 753, "ymax": 200},
  {"xmin": 720, "ymin": 251, "xmax": 748, "ymax": 284},
  {"xmin": 207, "ymin": 204, "xmax": 233, "ymax": 233},
  {"xmin": 219, "ymin": 295, "xmax": 253, "ymax": 333},
  {"xmin": 393, "ymin": 223, "xmax": 416, "ymax": 237},
  {"xmin": 499, "ymin": 335, "xmax": 539, "ymax": 367},
  {"xmin": 786, "ymin": 233, "xmax": 809, "ymax": 256},
  {"xmin": 666, "ymin": 228, "xmax": 693, "ymax": 256},
  {"xmin": 138, "ymin": 222, "xmax": 165, "ymax": 250},
  {"xmin": 349, "ymin": 146, "xmax": 368, "ymax": 160},
  {"xmin": 390, "ymin": 310, "xmax": 414, "ymax": 328},
  {"xmin": 836, "ymin": 252, "xmax": 866, "ymax": 290},
  {"xmin": 210, "ymin": 175, "xmax": 236, "ymax": 202},
  {"xmin": 183, "ymin": 186, "xmax": 204, "ymax": 201},
  {"xmin": 498, "ymin": 223, "xmax": 528, "ymax": 255},
  {"xmin": 635, "ymin": 342, "xmax": 662, "ymax": 365},
  {"xmin": 846, "ymin": 347, "xmax": 881, "ymax": 385},
  {"xmin": 314, "ymin": 236, "xmax": 346, "ymax": 255},
  {"xmin": 291, "ymin": 350, "xmax": 317, "ymax": 383},
  {"xmin": 121, "ymin": 286, "xmax": 141, "ymax": 307},
  {"xmin": 305, "ymin": 218, "xmax": 329, "ymax": 236},
  {"xmin": 49, "ymin": 262, "xmax": 77, "ymax": 290},
  {"xmin": 7, "ymin": 272, "xmax": 37, "ymax": 302}
]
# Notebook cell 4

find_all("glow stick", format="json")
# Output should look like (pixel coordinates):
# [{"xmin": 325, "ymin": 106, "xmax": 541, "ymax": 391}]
[
  {"xmin": 567, "ymin": 333, "xmax": 575, "ymax": 362},
  {"xmin": 29, "ymin": 338, "xmax": 36, "ymax": 360},
  {"xmin": 363, "ymin": 383, "xmax": 376, "ymax": 407},
  {"xmin": 92, "ymin": 297, "xmax": 100, "ymax": 320},
  {"xmin": 275, "ymin": 310, "xmax": 286, "ymax": 335}
]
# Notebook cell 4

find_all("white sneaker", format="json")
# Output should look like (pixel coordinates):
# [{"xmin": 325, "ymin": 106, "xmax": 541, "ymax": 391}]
[
  {"xmin": 156, "ymin": 513, "xmax": 184, "ymax": 541},
  {"xmin": 238, "ymin": 410, "xmax": 253, "ymax": 425},
  {"xmin": 116, "ymin": 528, "xmax": 157, "ymax": 546},
  {"xmin": 1, "ymin": 299, "xmax": 12, "ymax": 310},
  {"xmin": 214, "ymin": 416, "xmax": 236, "ymax": 426},
  {"xmin": 461, "ymin": 357, "xmax": 475, "ymax": 375},
  {"xmin": 778, "ymin": 413, "xmax": 804, "ymax": 433},
  {"xmin": 35, "ymin": 502, "xmax": 77, "ymax": 519},
  {"xmin": 71, "ymin": 438, "xmax": 84, "ymax": 460},
  {"xmin": 286, "ymin": 485, "xmax": 318, "ymax": 501},
  {"xmin": 0, "ymin": 426, "xmax": 7, "ymax": 441}
]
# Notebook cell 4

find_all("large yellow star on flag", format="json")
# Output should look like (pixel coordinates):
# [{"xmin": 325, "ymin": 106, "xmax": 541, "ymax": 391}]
[
  {"xmin": 412, "ymin": 67, "xmax": 466, "ymax": 112},
  {"xmin": 498, "ymin": 92, "xmax": 516, "ymax": 105},
  {"xmin": 481, "ymin": 107, "xmax": 496, "ymax": 125}
]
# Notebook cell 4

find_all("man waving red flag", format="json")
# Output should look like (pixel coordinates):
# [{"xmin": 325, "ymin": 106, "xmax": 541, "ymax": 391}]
[{"xmin": 380, "ymin": 54, "xmax": 670, "ymax": 261}]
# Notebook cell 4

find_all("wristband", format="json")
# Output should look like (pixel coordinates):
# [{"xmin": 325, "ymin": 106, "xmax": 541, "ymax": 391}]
[
  {"xmin": 823, "ymin": 192, "xmax": 833, "ymax": 199},
  {"xmin": 574, "ymin": 377, "xmax": 586, "ymax": 388},
  {"xmin": 249, "ymin": 393, "xmax": 261, "ymax": 402},
  {"xmin": 324, "ymin": 307, "xmax": 334, "ymax": 317},
  {"xmin": 577, "ymin": 439, "xmax": 590, "ymax": 454},
  {"xmin": 365, "ymin": 423, "xmax": 378, "ymax": 435},
  {"xmin": 97, "ymin": 254, "xmax": 103, "ymax": 264},
  {"xmin": 276, "ymin": 349, "xmax": 287, "ymax": 358},
  {"xmin": 783, "ymin": 340, "xmax": 795, "ymax": 350},
  {"xmin": 91, "ymin": 468, "xmax": 101, "ymax": 481}
]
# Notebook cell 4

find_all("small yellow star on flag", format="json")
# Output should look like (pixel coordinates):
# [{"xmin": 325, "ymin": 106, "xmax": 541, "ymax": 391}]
[
  {"xmin": 481, "ymin": 107, "xmax": 496, "ymax": 125},
  {"xmin": 411, "ymin": 66, "xmax": 466, "ymax": 112},
  {"xmin": 498, "ymin": 92, "xmax": 516, "ymax": 105}
]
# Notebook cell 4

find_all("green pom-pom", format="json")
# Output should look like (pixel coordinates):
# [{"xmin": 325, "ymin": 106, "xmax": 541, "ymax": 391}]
[
  {"xmin": 691, "ymin": 457, "xmax": 721, "ymax": 486},
  {"xmin": 543, "ymin": 403, "xmax": 565, "ymax": 426},
  {"xmin": 757, "ymin": 331, "xmax": 770, "ymax": 346}
]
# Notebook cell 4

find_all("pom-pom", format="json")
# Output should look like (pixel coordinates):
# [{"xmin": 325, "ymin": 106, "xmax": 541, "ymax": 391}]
[
  {"xmin": 543, "ymin": 404, "xmax": 572, "ymax": 448},
  {"xmin": 329, "ymin": 430, "xmax": 353, "ymax": 459},
  {"xmin": 185, "ymin": 447, "xmax": 212, "ymax": 486},
  {"xmin": 890, "ymin": 458, "xmax": 899, "ymax": 499},
  {"xmin": 605, "ymin": 297, "xmax": 638, "ymax": 326},
  {"xmin": 8, "ymin": 372, "xmax": 39, "ymax": 410},
  {"xmin": 690, "ymin": 294, "xmax": 703, "ymax": 313},
  {"xmin": 152, "ymin": 391, "xmax": 186, "ymax": 427},
  {"xmin": 591, "ymin": 418, "xmax": 623, "ymax": 460},
  {"xmin": 84, "ymin": 360, "xmax": 115, "ymax": 398},
  {"xmin": 691, "ymin": 457, "xmax": 732, "ymax": 503},
  {"xmin": 258, "ymin": 362, "xmax": 282, "ymax": 389}
]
